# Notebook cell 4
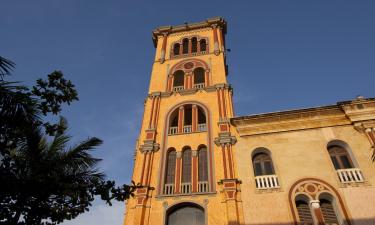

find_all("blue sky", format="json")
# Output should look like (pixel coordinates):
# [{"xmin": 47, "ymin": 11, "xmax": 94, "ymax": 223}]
[{"xmin": 1, "ymin": 1, "xmax": 374, "ymax": 224}]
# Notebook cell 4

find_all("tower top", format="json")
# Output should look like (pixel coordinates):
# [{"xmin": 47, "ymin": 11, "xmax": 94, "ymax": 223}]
[{"xmin": 152, "ymin": 17, "xmax": 227, "ymax": 47}]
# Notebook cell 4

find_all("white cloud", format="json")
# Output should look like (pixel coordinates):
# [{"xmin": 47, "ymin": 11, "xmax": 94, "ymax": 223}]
[{"xmin": 63, "ymin": 201, "xmax": 125, "ymax": 225}]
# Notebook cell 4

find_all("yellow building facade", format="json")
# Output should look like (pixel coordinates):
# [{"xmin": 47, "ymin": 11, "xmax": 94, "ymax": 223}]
[{"xmin": 124, "ymin": 17, "xmax": 375, "ymax": 225}]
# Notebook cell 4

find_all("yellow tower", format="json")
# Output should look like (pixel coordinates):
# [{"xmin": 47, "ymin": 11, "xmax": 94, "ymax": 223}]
[{"xmin": 124, "ymin": 17, "xmax": 244, "ymax": 225}]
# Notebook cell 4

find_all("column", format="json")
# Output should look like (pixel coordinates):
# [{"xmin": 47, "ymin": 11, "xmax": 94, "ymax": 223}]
[
  {"xmin": 226, "ymin": 144, "xmax": 234, "ymax": 179},
  {"xmin": 221, "ymin": 144, "xmax": 228, "ymax": 179},
  {"xmin": 310, "ymin": 200, "xmax": 325, "ymax": 225},
  {"xmin": 192, "ymin": 150, "xmax": 198, "ymax": 192},
  {"xmin": 178, "ymin": 106, "xmax": 184, "ymax": 133},
  {"xmin": 175, "ymin": 151, "xmax": 182, "ymax": 194},
  {"xmin": 217, "ymin": 88, "xmax": 223, "ymax": 120},
  {"xmin": 148, "ymin": 97, "xmax": 155, "ymax": 129},
  {"xmin": 159, "ymin": 33, "xmax": 168, "ymax": 63},
  {"xmin": 212, "ymin": 25, "xmax": 219, "ymax": 55},
  {"xmin": 221, "ymin": 88, "xmax": 227, "ymax": 118},
  {"xmin": 205, "ymin": 69, "xmax": 210, "ymax": 87},
  {"xmin": 192, "ymin": 104, "xmax": 198, "ymax": 132}
]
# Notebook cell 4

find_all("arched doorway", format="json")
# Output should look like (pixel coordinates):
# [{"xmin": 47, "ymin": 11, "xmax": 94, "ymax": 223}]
[{"xmin": 166, "ymin": 203, "xmax": 205, "ymax": 225}]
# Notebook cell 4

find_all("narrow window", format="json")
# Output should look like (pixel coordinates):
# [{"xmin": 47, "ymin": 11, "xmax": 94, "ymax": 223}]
[
  {"xmin": 200, "ymin": 39, "xmax": 207, "ymax": 52},
  {"xmin": 197, "ymin": 107, "xmax": 206, "ymax": 124},
  {"xmin": 328, "ymin": 145, "xmax": 353, "ymax": 169},
  {"xmin": 182, "ymin": 149, "xmax": 192, "ymax": 183},
  {"xmin": 173, "ymin": 43, "xmax": 180, "ymax": 56},
  {"xmin": 252, "ymin": 153, "xmax": 275, "ymax": 176},
  {"xmin": 295, "ymin": 200, "xmax": 313, "ymax": 225},
  {"xmin": 165, "ymin": 150, "xmax": 176, "ymax": 184},
  {"xmin": 193, "ymin": 67, "xmax": 205, "ymax": 86},
  {"xmin": 198, "ymin": 147, "xmax": 208, "ymax": 181},
  {"xmin": 320, "ymin": 199, "xmax": 339, "ymax": 224},
  {"xmin": 173, "ymin": 70, "xmax": 184, "ymax": 90},
  {"xmin": 191, "ymin": 37, "xmax": 198, "ymax": 53},
  {"xmin": 182, "ymin": 38, "xmax": 189, "ymax": 54}
]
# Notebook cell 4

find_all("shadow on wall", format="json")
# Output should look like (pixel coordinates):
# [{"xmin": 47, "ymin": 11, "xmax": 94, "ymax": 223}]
[{"xmin": 225, "ymin": 218, "xmax": 375, "ymax": 225}]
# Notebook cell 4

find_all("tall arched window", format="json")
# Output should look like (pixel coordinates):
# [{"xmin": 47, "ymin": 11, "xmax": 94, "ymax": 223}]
[
  {"xmin": 199, "ymin": 39, "xmax": 207, "ymax": 52},
  {"xmin": 327, "ymin": 140, "xmax": 364, "ymax": 183},
  {"xmin": 182, "ymin": 38, "xmax": 189, "ymax": 54},
  {"xmin": 173, "ymin": 43, "xmax": 180, "ymax": 56},
  {"xmin": 173, "ymin": 70, "xmax": 184, "ymax": 91},
  {"xmin": 181, "ymin": 147, "xmax": 192, "ymax": 193},
  {"xmin": 193, "ymin": 67, "xmax": 205, "ymax": 89},
  {"xmin": 295, "ymin": 199, "xmax": 313, "ymax": 225},
  {"xmin": 252, "ymin": 152, "xmax": 275, "ymax": 176},
  {"xmin": 198, "ymin": 146, "xmax": 208, "ymax": 182},
  {"xmin": 320, "ymin": 199, "xmax": 339, "ymax": 224},
  {"xmin": 328, "ymin": 145, "xmax": 353, "ymax": 169},
  {"xmin": 164, "ymin": 149, "xmax": 176, "ymax": 195},
  {"xmin": 191, "ymin": 37, "xmax": 198, "ymax": 53},
  {"xmin": 166, "ymin": 203, "xmax": 204, "ymax": 225}
]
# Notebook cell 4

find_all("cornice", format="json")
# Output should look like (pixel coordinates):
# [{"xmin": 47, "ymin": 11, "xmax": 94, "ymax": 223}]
[
  {"xmin": 152, "ymin": 17, "xmax": 227, "ymax": 47},
  {"xmin": 231, "ymin": 97, "xmax": 375, "ymax": 136}
]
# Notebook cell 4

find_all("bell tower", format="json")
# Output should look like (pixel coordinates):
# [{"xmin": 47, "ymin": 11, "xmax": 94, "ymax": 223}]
[{"xmin": 124, "ymin": 17, "xmax": 244, "ymax": 225}]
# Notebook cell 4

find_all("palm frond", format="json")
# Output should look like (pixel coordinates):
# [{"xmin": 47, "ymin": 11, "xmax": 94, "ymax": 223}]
[{"xmin": 0, "ymin": 56, "xmax": 15, "ymax": 79}]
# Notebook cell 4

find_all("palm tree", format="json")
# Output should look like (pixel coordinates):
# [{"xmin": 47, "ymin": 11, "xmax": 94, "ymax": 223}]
[
  {"xmin": 0, "ymin": 56, "xmax": 15, "ymax": 79},
  {"xmin": 1, "ymin": 118, "xmax": 106, "ymax": 224}
]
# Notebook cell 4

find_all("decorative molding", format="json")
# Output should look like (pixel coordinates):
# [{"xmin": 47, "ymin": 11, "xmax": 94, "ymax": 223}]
[
  {"xmin": 139, "ymin": 140, "xmax": 160, "ymax": 153},
  {"xmin": 214, "ymin": 132, "xmax": 237, "ymax": 146}
]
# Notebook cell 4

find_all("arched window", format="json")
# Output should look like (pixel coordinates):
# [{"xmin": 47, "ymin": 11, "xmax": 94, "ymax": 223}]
[
  {"xmin": 182, "ymin": 148, "xmax": 192, "ymax": 183},
  {"xmin": 295, "ymin": 199, "xmax": 313, "ymax": 225},
  {"xmin": 173, "ymin": 43, "xmax": 180, "ymax": 56},
  {"xmin": 168, "ymin": 104, "xmax": 207, "ymax": 135},
  {"xmin": 320, "ymin": 199, "xmax": 339, "ymax": 224},
  {"xmin": 199, "ymin": 39, "xmax": 207, "ymax": 52},
  {"xmin": 166, "ymin": 203, "xmax": 204, "ymax": 225},
  {"xmin": 182, "ymin": 38, "xmax": 189, "ymax": 54},
  {"xmin": 252, "ymin": 152, "xmax": 275, "ymax": 176},
  {"xmin": 328, "ymin": 145, "xmax": 353, "ymax": 169},
  {"xmin": 193, "ymin": 67, "xmax": 205, "ymax": 89},
  {"xmin": 191, "ymin": 37, "xmax": 198, "ymax": 53},
  {"xmin": 173, "ymin": 70, "xmax": 184, "ymax": 91},
  {"xmin": 198, "ymin": 146, "xmax": 208, "ymax": 182},
  {"xmin": 165, "ymin": 149, "xmax": 176, "ymax": 185}
]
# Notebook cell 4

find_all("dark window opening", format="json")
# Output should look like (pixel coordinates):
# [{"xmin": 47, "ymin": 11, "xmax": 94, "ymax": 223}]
[
  {"xmin": 320, "ymin": 199, "xmax": 339, "ymax": 224},
  {"xmin": 173, "ymin": 43, "xmax": 180, "ymax": 56},
  {"xmin": 182, "ymin": 149, "xmax": 192, "ymax": 183},
  {"xmin": 296, "ymin": 200, "xmax": 313, "ymax": 225},
  {"xmin": 194, "ymin": 67, "xmax": 205, "ymax": 84},
  {"xmin": 198, "ymin": 147, "xmax": 208, "ymax": 181},
  {"xmin": 328, "ymin": 145, "xmax": 354, "ymax": 169},
  {"xmin": 173, "ymin": 71, "xmax": 184, "ymax": 87},
  {"xmin": 252, "ymin": 153, "xmax": 275, "ymax": 176},
  {"xmin": 184, "ymin": 106, "xmax": 192, "ymax": 126},
  {"xmin": 191, "ymin": 37, "xmax": 198, "ymax": 53},
  {"xmin": 200, "ymin": 39, "xmax": 207, "ymax": 52},
  {"xmin": 182, "ymin": 38, "xmax": 189, "ymax": 54},
  {"xmin": 166, "ymin": 150, "xmax": 176, "ymax": 184},
  {"xmin": 197, "ymin": 107, "xmax": 206, "ymax": 124}
]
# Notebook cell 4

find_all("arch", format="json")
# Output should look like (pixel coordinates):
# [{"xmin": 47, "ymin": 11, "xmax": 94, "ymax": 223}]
[
  {"xmin": 158, "ymin": 101, "xmax": 214, "ymax": 195},
  {"xmin": 327, "ymin": 139, "xmax": 359, "ymax": 169},
  {"xmin": 251, "ymin": 147, "xmax": 275, "ymax": 176},
  {"xmin": 169, "ymin": 58, "xmax": 209, "ymax": 76},
  {"xmin": 164, "ymin": 202, "xmax": 206, "ymax": 225},
  {"xmin": 288, "ymin": 178, "xmax": 352, "ymax": 225}
]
